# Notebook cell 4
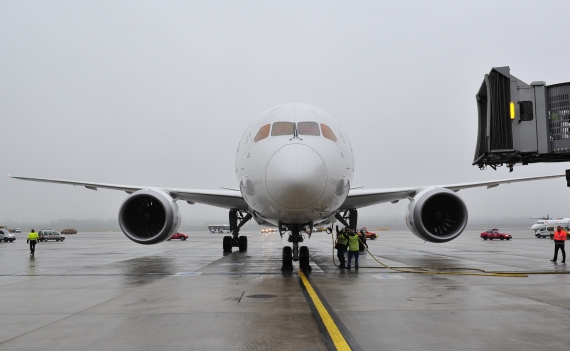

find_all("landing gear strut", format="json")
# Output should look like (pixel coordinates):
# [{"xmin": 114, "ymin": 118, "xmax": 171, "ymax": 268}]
[
  {"xmin": 223, "ymin": 209, "xmax": 252, "ymax": 253},
  {"xmin": 280, "ymin": 223, "xmax": 312, "ymax": 271},
  {"xmin": 335, "ymin": 209, "xmax": 358, "ymax": 231}
]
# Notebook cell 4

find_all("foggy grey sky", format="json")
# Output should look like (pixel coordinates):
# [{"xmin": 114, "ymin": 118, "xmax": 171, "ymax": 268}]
[{"xmin": 2, "ymin": 1, "xmax": 570, "ymax": 228}]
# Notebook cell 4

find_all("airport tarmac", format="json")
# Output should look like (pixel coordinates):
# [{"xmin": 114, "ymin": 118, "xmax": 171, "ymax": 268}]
[{"xmin": 1, "ymin": 229, "xmax": 569, "ymax": 350}]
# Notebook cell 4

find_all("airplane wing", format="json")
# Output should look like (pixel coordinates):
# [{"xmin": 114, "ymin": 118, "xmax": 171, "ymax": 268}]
[
  {"xmin": 9, "ymin": 176, "xmax": 249, "ymax": 211},
  {"xmin": 340, "ymin": 174, "xmax": 564, "ymax": 210}
]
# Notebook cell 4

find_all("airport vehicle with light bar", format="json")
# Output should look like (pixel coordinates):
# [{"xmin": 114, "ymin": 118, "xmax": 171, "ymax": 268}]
[
  {"xmin": 480, "ymin": 229, "xmax": 512, "ymax": 241},
  {"xmin": 11, "ymin": 103, "xmax": 564, "ymax": 269}
]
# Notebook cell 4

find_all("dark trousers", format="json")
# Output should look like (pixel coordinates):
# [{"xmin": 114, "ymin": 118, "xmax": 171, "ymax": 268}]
[
  {"xmin": 337, "ymin": 249, "xmax": 346, "ymax": 266},
  {"xmin": 348, "ymin": 250, "xmax": 359, "ymax": 267},
  {"xmin": 553, "ymin": 242, "xmax": 566, "ymax": 262},
  {"xmin": 29, "ymin": 240, "xmax": 36, "ymax": 254}
]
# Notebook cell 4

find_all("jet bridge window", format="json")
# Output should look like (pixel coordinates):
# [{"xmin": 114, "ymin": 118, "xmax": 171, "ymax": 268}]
[
  {"xmin": 254, "ymin": 124, "xmax": 270, "ymax": 142},
  {"xmin": 519, "ymin": 101, "xmax": 533, "ymax": 121},
  {"xmin": 271, "ymin": 122, "xmax": 294, "ymax": 136},
  {"xmin": 297, "ymin": 122, "xmax": 320, "ymax": 136},
  {"xmin": 320, "ymin": 124, "xmax": 337, "ymax": 142}
]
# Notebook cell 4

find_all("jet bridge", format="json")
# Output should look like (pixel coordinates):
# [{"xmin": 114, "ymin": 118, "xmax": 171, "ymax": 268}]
[{"xmin": 473, "ymin": 66, "xmax": 570, "ymax": 171}]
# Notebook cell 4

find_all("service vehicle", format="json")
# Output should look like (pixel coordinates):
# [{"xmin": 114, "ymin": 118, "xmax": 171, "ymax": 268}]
[
  {"xmin": 358, "ymin": 227, "xmax": 378, "ymax": 240},
  {"xmin": 0, "ymin": 229, "xmax": 16, "ymax": 242},
  {"xmin": 535, "ymin": 227, "xmax": 551, "ymax": 238},
  {"xmin": 38, "ymin": 230, "xmax": 65, "ymax": 242},
  {"xmin": 15, "ymin": 228, "xmax": 21, "ymax": 233},
  {"xmin": 168, "ymin": 232, "xmax": 188, "ymax": 241},
  {"xmin": 480, "ymin": 229, "xmax": 512, "ymax": 241},
  {"xmin": 61, "ymin": 228, "xmax": 77, "ymax": 234}
]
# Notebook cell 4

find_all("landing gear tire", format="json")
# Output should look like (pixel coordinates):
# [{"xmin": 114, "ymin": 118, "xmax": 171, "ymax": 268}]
[
  {"xmin": 238, "ymin": 236, "xmax": 248, "ymax": 252},
  {"xmin": 223, "ymin": 236, "xmax": 232, "ymax": 253},
  {"xmin": 299, "ymin": 246, "xmax": 311, "ymax": 271},
  {"xmin": 282, "ymin": 246, "xmax": 293, "ymax": 271}
]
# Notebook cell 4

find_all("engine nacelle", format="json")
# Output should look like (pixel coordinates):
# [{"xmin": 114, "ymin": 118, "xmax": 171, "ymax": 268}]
[
  {"xmin": 118, "ymin": 189, "xmax": 181, "ymax": 245},
  {"xmin": 405, "ymin": 188, "xmax": 468, "ymax": 243}
]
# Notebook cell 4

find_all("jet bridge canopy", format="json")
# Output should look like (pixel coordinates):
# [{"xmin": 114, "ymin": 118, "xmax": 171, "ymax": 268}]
[{"xmin": 473, "ymin": 66, "xmax": 570, "ymax": 171}]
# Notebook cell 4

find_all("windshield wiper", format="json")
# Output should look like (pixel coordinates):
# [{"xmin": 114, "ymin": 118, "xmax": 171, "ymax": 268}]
[{"xmin": 290, "ymin": 123, "xmax": 302, "ymax": 141}]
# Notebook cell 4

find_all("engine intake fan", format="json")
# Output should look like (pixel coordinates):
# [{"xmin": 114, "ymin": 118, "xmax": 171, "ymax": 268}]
[
  {"xmin": 405, "ymin": 188, "xmax": 468, "ymax": 243},
  {"xmin": 118, "ymin": 189, "xmax": 181, "ymax": 245}
]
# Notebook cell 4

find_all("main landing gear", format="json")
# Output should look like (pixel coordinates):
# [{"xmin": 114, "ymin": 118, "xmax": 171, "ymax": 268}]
[
  {"xmin": 280, "ymin": 224, "xmax": 312, "ymax": 271},
  {"xmin": 223, "ymin": 209, "xmax": 252, "ymax": 253},
  {"xmin": 335, "ymin": 208, "xmax": 358, "ymax": 231}
]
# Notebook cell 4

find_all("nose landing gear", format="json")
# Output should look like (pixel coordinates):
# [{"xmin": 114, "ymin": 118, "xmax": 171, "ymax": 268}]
[
  {"xmin": 280, "ymin": 224, "xmax": 312, "ymax": 271},
  {"xmin": 223, "ymin": 209, "xmax": 252, "ymax": 253}
]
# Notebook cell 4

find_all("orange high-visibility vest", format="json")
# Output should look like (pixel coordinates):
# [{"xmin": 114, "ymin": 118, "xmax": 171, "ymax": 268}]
[{"xmin": 553, "ymin": 229, "xmax": 567, "ymax": 241}]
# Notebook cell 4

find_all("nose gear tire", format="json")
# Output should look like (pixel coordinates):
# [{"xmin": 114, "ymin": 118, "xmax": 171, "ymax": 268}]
[
  {"xmin": 299, "ymin": 246, "xmax": 311, "ymax": 271},
  {"xmin": 282, "ymin": 246, "xmax": 293, "ymax": 270},
  {"xmin": 238, "ymin": 236, "xmax": 248, "ymax": 251},
  {"xmin": 223, "ymin": 236, "xmax": 232, "ymax": 252}
]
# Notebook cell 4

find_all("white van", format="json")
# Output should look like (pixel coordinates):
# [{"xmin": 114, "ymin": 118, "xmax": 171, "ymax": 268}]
[
  {"xmin": 0, "ymin": 229, "xmax": 16, "ymax": 242},
  {"xmin": 535, "ymin": 227, "xmax": 551, "ymax": 238}
]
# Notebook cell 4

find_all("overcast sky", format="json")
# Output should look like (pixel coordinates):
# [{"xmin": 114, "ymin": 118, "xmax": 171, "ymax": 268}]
[{"xmin": 2, "ymin": 1, "xmax": 570, "ymax": 228}]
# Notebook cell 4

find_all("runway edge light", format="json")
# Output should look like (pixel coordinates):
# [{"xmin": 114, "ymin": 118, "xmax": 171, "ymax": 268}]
[{"xmin": 473, "ymin": 66, "xmax": 570, "ymax": 172}]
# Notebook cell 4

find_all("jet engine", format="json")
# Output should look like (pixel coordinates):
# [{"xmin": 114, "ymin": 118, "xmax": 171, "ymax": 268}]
[
  {"xmin": 118, "ymin": 189, "xmax": 181, "ymax": 245},
  {"xmin": 405, "ymin": 188, "xmax": 468, "ymax": 243}
]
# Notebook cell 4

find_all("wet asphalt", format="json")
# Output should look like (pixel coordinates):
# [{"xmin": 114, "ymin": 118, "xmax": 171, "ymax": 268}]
[{"xmin": 1, "ymin": 229, "xmax": 569, "ymax": 350}]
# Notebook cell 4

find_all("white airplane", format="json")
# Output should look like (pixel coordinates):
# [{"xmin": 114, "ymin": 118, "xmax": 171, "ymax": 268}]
[
  {"xmin": 530, "ymin": 218, "xmax": 570, "ymax": 234},
  {"xmin": 11, "ymin": 103, "xmax": 564, "ymax": 269}
]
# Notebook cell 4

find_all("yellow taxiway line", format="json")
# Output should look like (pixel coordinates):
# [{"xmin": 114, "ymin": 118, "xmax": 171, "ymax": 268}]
[{"xmin": 298, "ymin": 269, "xmax": 351, "ymax": 351}]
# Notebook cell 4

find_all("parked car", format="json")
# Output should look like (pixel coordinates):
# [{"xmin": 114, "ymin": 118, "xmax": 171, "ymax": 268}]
[
  {"xmin": 168, "ymin": 232, "xmax": 188, "ymax": 241},
  {"xmin": 61, "ymin": 228, "xmax": 77, "ymax": 234},
  {"xmin": 38, "ymin": 230, "xmax": 65, "ymax": 242},
  {"xmin": 481, "ymin": 229, "xmax": 512, "ymax": 240},
  {"xmin": 358, "ymin": 227, "xmax": 378, "ymax": 240},
  {"xmin": 0, "ymin": 229, "xmax": 16, "ymax": 242},
  {"xmin": 15, "ymin": 228, "xmax": 21, "ymax": 233}
]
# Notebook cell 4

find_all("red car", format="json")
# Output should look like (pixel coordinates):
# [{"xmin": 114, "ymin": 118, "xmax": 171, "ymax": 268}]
[
  {"xmin": 480, "ymin": 229, "xmax": 512, "ymax": 241},
  {"xmin": 358, "ymin": 228, "xmax": 378, "ymax": 240},
  {"xmin": 168, "ymin": 232, "xmax": 188, "ymax": 241}
]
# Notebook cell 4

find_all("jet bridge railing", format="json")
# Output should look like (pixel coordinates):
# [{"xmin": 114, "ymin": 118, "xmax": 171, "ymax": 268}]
[{"xmin": 548, "ymin": 83, "xmax": 570, "ymax": 152}]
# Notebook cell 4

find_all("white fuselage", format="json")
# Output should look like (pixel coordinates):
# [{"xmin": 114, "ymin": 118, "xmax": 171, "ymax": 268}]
[
  {"xmin": 530, "ymin": 218, "xmax": 570, "ymax": 231},
  {"xmin": 235, "ymin": 103, "xmax": 354, "ymax": 226}
]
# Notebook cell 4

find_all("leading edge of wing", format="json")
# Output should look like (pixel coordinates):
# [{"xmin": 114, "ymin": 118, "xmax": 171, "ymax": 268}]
[
  {"xmin": 9, "ymin": 175, "xmax": 248, "ymax": 210},
  {"xmin": 341, "ymin": 173, "xmax": 565, "ymax": 210}
]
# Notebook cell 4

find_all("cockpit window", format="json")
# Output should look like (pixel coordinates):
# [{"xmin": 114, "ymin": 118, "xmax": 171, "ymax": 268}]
[
  {"xmin": 271, "ymin": 122, "xmax": 295, "ymax": 136},
  {"xmin": 297, "ymin": 122, "xmax": 320, "ymax": 136},
  {"xmin": 321, "ymin": 124, "xmax": 337, "ymax": 142},
  {"xmin": 254, "ymin": 124, "xmax": 270, "ymax": 142}
]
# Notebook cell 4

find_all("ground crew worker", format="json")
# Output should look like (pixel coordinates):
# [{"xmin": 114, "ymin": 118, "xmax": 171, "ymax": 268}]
[
  {"xmin": 335, "ymin": 226, "xmax": 349, "ymax": 268},
  {"xmin": 347, "ymin": 229, "xmax": 360, "ymax": 269},
  {"xmin": 359, "ymin": 229, "xmax": 368, "ymax": 251},
  {"xmin": 551, "ymin": 226, "xmax": 566, "ymax": 263},
  {"xmin": 27, "ymin": 229, "xmax": 39, "ymax": 256}
]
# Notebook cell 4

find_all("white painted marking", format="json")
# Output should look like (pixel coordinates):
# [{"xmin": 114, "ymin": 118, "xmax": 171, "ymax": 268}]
[
  {"xmin": 220, "ymin": 263, "xmax": 245, "ymax": 266},
  {"xmin": 372, "ymin": 274, "xmax": 406, "ymax": 280},
  {"xmin": 173, "ymin": 272, "xmax": 203, "ymax": 276}
]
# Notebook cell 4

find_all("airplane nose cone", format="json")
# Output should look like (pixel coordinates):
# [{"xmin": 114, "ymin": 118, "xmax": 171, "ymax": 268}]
[{"xmin": 265, "ymin": 144, "xmax": 327, "ymax": 209}]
